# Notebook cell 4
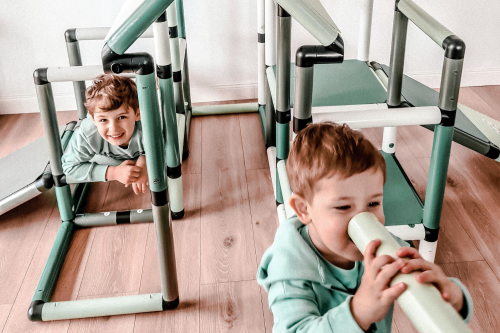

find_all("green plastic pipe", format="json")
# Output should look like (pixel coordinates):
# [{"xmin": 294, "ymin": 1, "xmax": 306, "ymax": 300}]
[
  {"xmin": 176, "ymin": 0, "xmax": 186, "ymax": 38},
  {"xmin": 55, "ymin": 186, "xmax": 74, "ymax": 222},
  {"xmin": 107, "ymin": 0, "xmax": 174, "ymax": 55},
  {"xmin": 348, "ymin": 212, "xmax": 471, "ymax": 333},
  {"xmin": 277, "ymin": 160, "xmax": 293, "ymax": 217},
  {"xmin": 136, "ymin": 73, "xmax": 167, "ymax": 192},
  {"xmin": 423, "ymin": 125, "xmax": 454, "ymax": 230},
  {"xmin": 33, "ymin": 222, "xmax": 75, "ymax": 302}
]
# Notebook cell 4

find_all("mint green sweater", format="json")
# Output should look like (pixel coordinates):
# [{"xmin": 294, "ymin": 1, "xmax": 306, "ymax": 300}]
[
  {"xmin": 61, "ymin": 118, "xmax": 145, "ymax": 182},
  {"xmin": 257, "ymin": 217, "xmax": 473, "ymax": 332}
]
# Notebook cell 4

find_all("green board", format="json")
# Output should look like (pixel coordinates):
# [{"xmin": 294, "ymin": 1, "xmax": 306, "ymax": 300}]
[
  {"xmin": 382, "ymin": 151, "xmax": 424, "ymax": 227},
  {"xmin": 380, "ymin": 64, "xmax": 490, "ymax": 144},
  {"xmin": 272, "ymin": 60, "xmax": 387, "ymax": 108}
]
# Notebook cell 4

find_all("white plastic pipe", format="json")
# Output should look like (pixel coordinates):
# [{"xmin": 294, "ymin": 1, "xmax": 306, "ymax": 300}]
[
  {"xmin": 46, "ymin": 65, "xmax": 135, "ymax": 83},
  {"xmin": 265, "ymin": 0, "xmax": 276, "ymax": 67},
  {"xmin": 385, "ymin": 224, "xmax": 425, "ymax": 241},
  {"xmin": 312, "ymin": 106, "xmax": 442, "ymax": 129},
  {"xmin": 348, "ymin": 213, "xmax": 471, "ymax": 333},
  {"xmin": 277, "ymin": 160, "xmax": 294, "ymax": 218},
  {"xmin": 277, "ymin": 205, "xmax": 287, "ymax": 224},
  {"xmin": 267, "ymin": 147, "xmax": 277, "ymax": 199},
  {"xmin": 358, "ymin": 0, "xmax": 374, "ymax": 61},
  {"xmin": 382, "ymin": 126, "xmax": 398, "ymax": 153},
  {"xmin": 176, "ymin": 114, "xmax": 185, "ymax": 162},
  {"xmin": 105, "ymin": 0, "xmax": 147, "ymax": 42},
  {"xmin": 153, "ymin": 20, "xmax": 172, "ymax": 66},
  {"xmin": 419, "ymin": 239, "xmax": 438, "ymax": 263}
]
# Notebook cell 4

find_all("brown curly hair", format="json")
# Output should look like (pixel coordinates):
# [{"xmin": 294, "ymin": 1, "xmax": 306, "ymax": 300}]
[{"xmin": 84, "ymin": 74, "xmax": 139, "ymax": 116}]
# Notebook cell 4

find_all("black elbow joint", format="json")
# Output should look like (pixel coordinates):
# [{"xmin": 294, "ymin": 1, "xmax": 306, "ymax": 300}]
[
  {"xmin": 442, "ymin": 35, "xmax": 466, "ymax": 60},
  {"xmin": 35, "ymin": 173, "xmax": 54, "ymax": 192},
  {"xmin": 27, "ymin": 300, "xmax": 44, "ymax": 321},
  {"xmin": 296, "ymin": 34, "xmax": 344, "ymax": 68},
  {"xmin": 64, "ymin": 29, "xmax": 77, "ymax": 42},
  {"xmin": 33, "ymin": 68, "xmax": 49, "ymax": 85},
  {"xmin": 102, "ymin": 44, "xmax": 155, "ymax": 76},
  {"xmin": 424, "ymin": 226, "xmax": 440, "ymax": 242}
]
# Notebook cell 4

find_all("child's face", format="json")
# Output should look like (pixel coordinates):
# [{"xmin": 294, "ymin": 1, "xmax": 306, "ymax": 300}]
[
  {"xmin": 302, "ymin": 168, "xmax": 385, "ymax": 268},
  {"xmin": 91, "ymin": 104, "xmax": 140, "ymax": 147}
]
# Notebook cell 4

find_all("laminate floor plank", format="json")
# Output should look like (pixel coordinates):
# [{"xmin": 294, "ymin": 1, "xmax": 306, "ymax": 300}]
[
  {"xmin": 470, "ymin": 86, "xmax": 500, "ymax": 119},
  {"xmin": 200, "ymin": 115, "xmax": 256, "ymax": 284},
  {"xmin": 2, "ymin": 202, "xmax": 72, "ymax": 333},
  {"xmin": 199, "ymin": 281, "xmax": 266, "ymax": 333},
  {"xmin": 0, "ymin": 304, "xmax": 12, "ymax": 333},
  {"xmin": 182, "ymin": 116, "xmax": 202, "ymax": 175},
  {"xmin": 135, "ymin": 173, "xmax": 201, "ymax": 333},
  {"xmin": 77, "ymin": 181, "xmax": 150, "ymax": 297},
  {"xmin": 238, "ymin": 113, "xmax": 268, "ymax": 170},
  {"xmin": 245, "ymin": 169, "xmax": 277, "ymax": 266},
  {"xmin": 442, "ymin": 261, "xmax": 500, "ymax": 333},
  {"xmin": 259, "ymin": 286, "xmax": 273, "ymax": 333},
  {"xmin": 0, "ymin": 115, "xmax": 21, "ymax": 159},
  {"xmin": 0, "ymin": 191, "xmax": 56, "ymax": 304}
]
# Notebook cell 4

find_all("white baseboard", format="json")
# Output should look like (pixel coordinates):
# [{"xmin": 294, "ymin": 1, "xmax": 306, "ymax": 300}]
[
  {"xmin": 407, "ymin": 67, "xmax": 500, "ymax": 88},
  {"xmin": 1, "ymin": 69, "xmax": 499, "ymax": 115}
]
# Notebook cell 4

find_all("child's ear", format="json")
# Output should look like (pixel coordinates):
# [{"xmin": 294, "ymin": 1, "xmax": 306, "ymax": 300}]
[
  {"xmin": 289, "ymin": 194, "xmax": 312, "ymax": 225},
  {"xmin": 134, "ymin": 108, "xmax": 141, "ymax": 121}
]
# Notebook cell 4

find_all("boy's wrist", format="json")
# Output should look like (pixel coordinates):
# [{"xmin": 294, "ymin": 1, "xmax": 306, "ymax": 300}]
[
  {"xmin": 105, "ymin": 166, "xmax": 115, "ymax": 181},
  {"xmin": 350, "ymin": 296, "xmax": 372, "ymax": 332}
]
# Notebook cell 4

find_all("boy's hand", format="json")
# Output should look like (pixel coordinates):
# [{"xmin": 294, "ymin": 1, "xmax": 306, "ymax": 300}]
[
  {"xmin": 131, "ymin": 155, "xmax": 149, "ymax": 194},
  {"xmin": 351, "ymin": 239, "xmax": 407, "ymax": 331},
  {"xmin": 106, "ymin": 160, "xmax": 141, "ymax": 185},
  {"xmin": 397, "ymin": 247, "xmax": 464, "ymax": 313}
]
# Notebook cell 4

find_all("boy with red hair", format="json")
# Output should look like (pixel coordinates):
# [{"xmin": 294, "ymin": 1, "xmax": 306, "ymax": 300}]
[
  {"xmin": 257, "ymin": 122, "xmax": 472, "ymax": 332},
  {"xmin": 62, "ymin": 74, "xmax": 148, "ymax": 194}
]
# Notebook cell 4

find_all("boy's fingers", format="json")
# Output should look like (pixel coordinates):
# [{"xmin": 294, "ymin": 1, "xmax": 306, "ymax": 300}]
[
  {"xmin": 400, "ymin": 258, "xmax": 433, "ymax": 274},
  {"xmin": 415, "ymin": 270, "xmax": 447, "ymax": 286},
  {"xmin": 397, "ymin": 247, "xmax": 422, "ymax": 260},
  {"xmin": 371, "ymin": 254, "xmax": 396, "ymax": 273},
  {"xmin": 364, "ymin": 239, "xmax": 381, "ymax": 262},
  {"xmin": 383, "ymin": 282, "xmax": 406, "ymax": 303},
  {"xmin": 376, "ymin": 259, "xmax": 405, "ymax": 287}
]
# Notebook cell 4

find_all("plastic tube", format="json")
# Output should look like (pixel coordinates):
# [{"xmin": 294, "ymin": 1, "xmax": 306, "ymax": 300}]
[{"xmin": 348, "ymin": 213, "xmax": 471, "ymax": 333}]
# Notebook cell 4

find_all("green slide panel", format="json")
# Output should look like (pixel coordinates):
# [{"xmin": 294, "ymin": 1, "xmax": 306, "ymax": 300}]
[
  {"xmin": 272, "ymin": 60, "xmax": 387, "ymax": 108},
  {"xmin": 381, "ymin": 151, "xmax": 423, "ymax": 227},
  {"xmin": 380, "ymin": 64, "xmax": 499, "ymax": 158}
]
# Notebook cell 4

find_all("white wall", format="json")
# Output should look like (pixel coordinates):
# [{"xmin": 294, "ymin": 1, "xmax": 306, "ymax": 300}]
[{"xmin": 0, "ymin": 0, "xmax": 499, "ymax": 114}]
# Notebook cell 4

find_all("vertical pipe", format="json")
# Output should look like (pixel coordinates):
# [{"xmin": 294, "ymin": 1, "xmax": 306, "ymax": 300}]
[
  {"xmin": 167, "ymin": 1, "xmax": 188, "ymax": 160},
  {"xmin": 358, "ymin": 0, "xmax": 374, "ymax": 62},
  {"xmin": 382, "ymin": 126, "xmax": 397, "ymax": 153},
  {"xmin": 265, "ymin": 0, "xmax": 277, "ymax": 149},
  {"xmin": 258, "ymin": 0, "xmax": 266, "ymax": 140},
  {"xmin": 65, "ymin": 33, "xmax": 87, "ymax": 120},
  {"xmin": 154, "ymin": 12, "xmax": 184, "ymax": 219},
  {"xmin": 136, "ymin": 72, "xmax": 179, "ymax": 304},
  {"xmin": 176, "ymin": 0, "xmax": 192, "ymax": 143},
  {"xmin": 275, "ymin": 6, "xmax": 291, "ymax": 207},
  {"xmin": 36, "ymin": 82, "xmax": 74, "ymax": 221},
  {"xmin": 386, "ymin": 8, "xmax": 408, "ymax": 107},
  {"xmin": 422, "ymin": 56, "xmax": 463, "ymax": 262},
  {"xmin": 265, "ymin": 79, "xmax": 276, "ymax": 148},
  {"xmin": 292, "ymin": 65, "xmax": 314, "ymax": 138}
]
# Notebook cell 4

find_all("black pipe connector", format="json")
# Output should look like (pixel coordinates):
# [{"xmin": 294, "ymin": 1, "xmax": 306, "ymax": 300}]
[
  {"xmin": 102, "ymin": 44, "xmax": 155, "ymax": 76},
  {"xmin": 151, "ymin": 189, "xmax": 168, "ymax": 207},
  {"xmin": 439, "ymin": 108, "xmax": 457, "ymax": 127},
  {"xmin": 64, "ymin": 29, "xmax": 77, "ymax": 43},
  {"xmin": 167, "ymin": 164, "xmax": 182, "ymax": 179},
  {"xmin": 293, "ymin": 117, "xmax": 313, "ymax": 133},
  {"xmin": 157, "ymin": 64, "xmax": 173, "ymax": 80},
  {"xmin": 296, "ymin": 35, "xmax": 344, "ymax": 68},
  {"xmin": 162, "ymin": 297, "xmax": 180, "ymax": 310},
  {"xmin": 277, "ymin": 6, "xmax": 290, "ymax": 17},
  {"xmin": 27, "ymin": 300, "xmax": 45, "ymax": 321},
  {"xmin": 156, "ymin": 11, "xmax": 167, "ymax": 23},
  {"xmin": 424, "ymin": 226, "xmax": 440, "ymax": 242},
  {"xmin": 33, "ymin": 68, "xmax": 49, "ymax": 85},
  {"xmin": 442, "ymin": 35, "xmax": 466, "ymax": 60},
  {"xmin": 35, "ymin": 173, "xmax": 54, "ymax": 192}
]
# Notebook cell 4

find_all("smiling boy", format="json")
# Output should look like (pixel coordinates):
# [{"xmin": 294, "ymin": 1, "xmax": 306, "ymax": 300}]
[
  {"xmin": 62, "ymin": 74, "xmax": 148, "ymax": 194},
  {"xmin": 257, "ymin": 122, "xmax": 473, "ymax": 332}
]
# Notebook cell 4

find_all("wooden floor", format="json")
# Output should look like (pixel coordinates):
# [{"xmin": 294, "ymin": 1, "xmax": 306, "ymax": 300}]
[{"xmin": 0, "ymin": 88, "xmax": 499, "ymax": 332}]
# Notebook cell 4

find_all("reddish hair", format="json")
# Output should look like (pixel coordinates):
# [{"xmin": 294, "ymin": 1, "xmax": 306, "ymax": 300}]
[
  {"xmin": 84, "ymin": 74, "xmax": 139, "ymax": 116},
  {"xmin": 286, "ymin": 122, "xmax": 386, "ymax": 203}
]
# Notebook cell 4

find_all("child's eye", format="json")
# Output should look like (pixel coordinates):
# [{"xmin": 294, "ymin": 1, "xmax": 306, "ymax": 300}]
[
  {"xmin": 335, "ymin": 205, "xmax": 351, "ymax": 211},
  {"xmin": 99, "ymin": 119, "xmax": 107, "ymax": 122},
  {"xmin": 118, "ymin": 116, "xmax": 126, "ymax": 120},
  {"xmin": 368, "ymin": 202, "xmax": 380, "ymax": 207}
]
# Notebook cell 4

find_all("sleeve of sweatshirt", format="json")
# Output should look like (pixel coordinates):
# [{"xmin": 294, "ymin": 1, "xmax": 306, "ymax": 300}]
[
  {"xmin": 268, "ymin": 280, "xmax": 365, "ymax": 333},
  {"xmin": 61, "ymin": 130, "xmax": 108, "ymax": 182}
]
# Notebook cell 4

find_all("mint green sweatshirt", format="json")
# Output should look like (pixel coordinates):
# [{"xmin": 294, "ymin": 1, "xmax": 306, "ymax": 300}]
[
  {"xmin": 61, "ymin": 118, "xmax": 145, "ymax": 182},
  {"xmin": 257, "ymin": 217, "xmax": 473, "ymax": 332}
]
